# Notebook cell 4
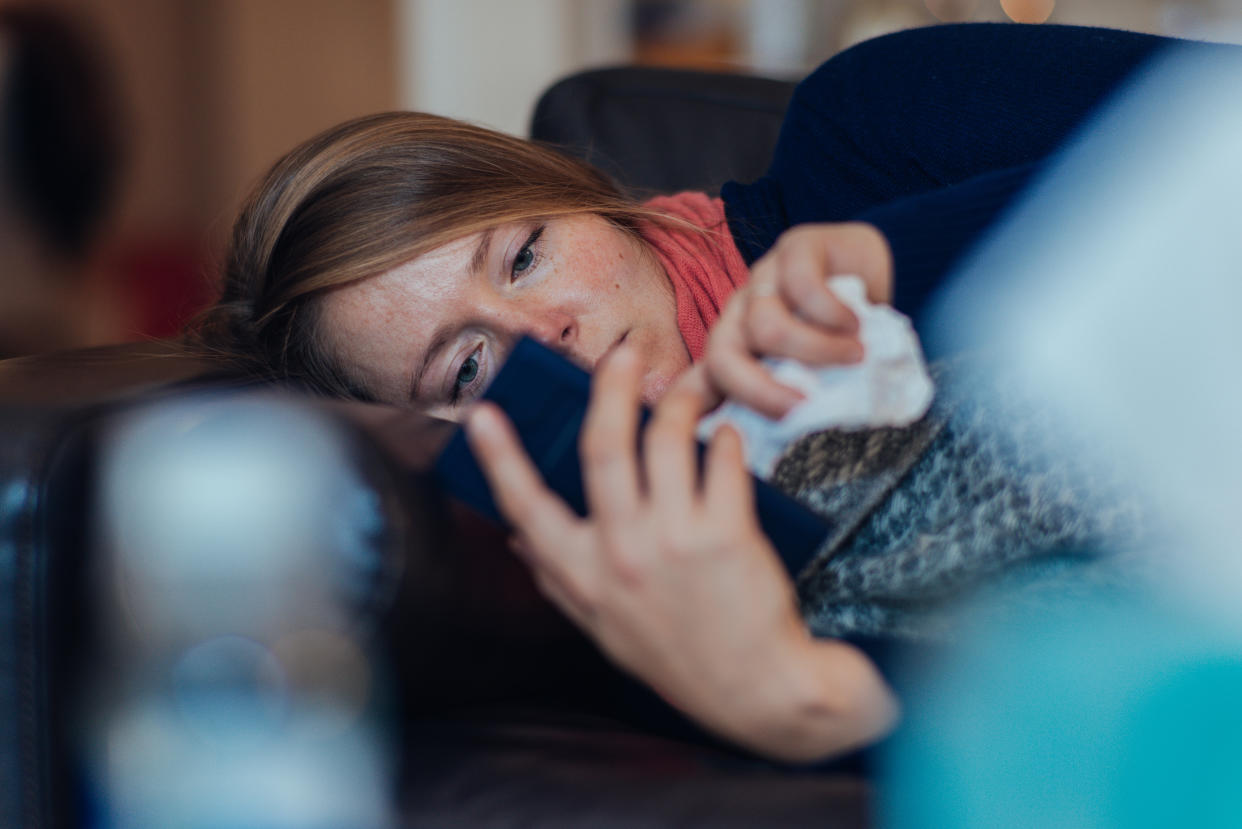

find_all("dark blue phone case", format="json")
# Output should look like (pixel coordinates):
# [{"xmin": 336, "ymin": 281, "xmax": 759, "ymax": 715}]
[{"xmin": 433, "ymin": 337, "xmax": 831, "ymax": 577}]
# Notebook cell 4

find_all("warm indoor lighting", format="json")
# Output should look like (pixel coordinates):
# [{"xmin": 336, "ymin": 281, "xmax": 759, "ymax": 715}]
[{"xmin": 1000, "ymin": 0, "xmax": 1056, "ymax": 24}]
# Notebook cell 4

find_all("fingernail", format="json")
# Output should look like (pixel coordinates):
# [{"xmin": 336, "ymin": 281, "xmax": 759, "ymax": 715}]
[{"xmin": 847, "ymin": 341, "xmax": 864, "ymax": 362}]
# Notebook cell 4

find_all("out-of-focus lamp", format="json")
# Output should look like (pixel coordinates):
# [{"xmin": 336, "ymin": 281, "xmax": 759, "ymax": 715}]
[{"xmin": 1000, "ymin": 0, "xmax": 1055, "ymax": 23}]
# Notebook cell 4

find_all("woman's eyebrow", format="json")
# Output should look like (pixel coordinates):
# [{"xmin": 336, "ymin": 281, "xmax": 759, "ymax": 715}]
[
  {"xmin": 410, "ymin": 324, "xmax": 454, "ymax": 402},
  {"xmin": 469, "ymin": 227, "xmax": 497, "ymax": 275}
]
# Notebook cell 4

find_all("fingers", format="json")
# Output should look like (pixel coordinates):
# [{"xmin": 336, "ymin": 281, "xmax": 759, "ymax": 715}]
[
  {"xmin": 580, "ymin": 344, "xmax": 644, "ymax": 525},
  {"xmin": 745, "ymin": 241, "xmax": 864, "ymax": 365},
  {"xmin": 760, "ymin": 240, "xmax": 859, "ymax": 333},
  {"xmin": 700, "ymin": 221, "xmax": 896, "ymax": 420},
  {"xmin": 705, "ymin": 302, "xmax": 805, "ymax": 419},
  {"xmin": 797, "ymin": 222, "xmax": 894, "ymax": 305},
  {"xmin": 465, "ymin": 402, "xmax": 579, "ymax": 553},
  {"xmin": 643, "ymin": 372, "xmax": 708, "ymax": 512},
  {"xmin": 507, "ymin": 533, "xmax": 597, "ymax": 627},
  {"xmin": 744, "ymin": 292, "xmax": 864, "ymax": 366},
  {"xmin": 468, "ymin": 403, "xmax": 611, "ymax": 616},
  {"xmin": 703, "ymin": 422, "xmax": 756, "ymax": 520},
  {"xmin": 528, "ymin": 559, "xmax": 596, "ymax": 628},
  {"xmin": 674, "ymin": 363, "xmax": 724, "ymax": 414}
]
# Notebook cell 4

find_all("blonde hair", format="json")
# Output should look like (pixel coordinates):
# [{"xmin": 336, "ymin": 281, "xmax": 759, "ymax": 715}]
[{"xmin": 197, "ymin": 111, "xmax": 686, "ymax": 398}]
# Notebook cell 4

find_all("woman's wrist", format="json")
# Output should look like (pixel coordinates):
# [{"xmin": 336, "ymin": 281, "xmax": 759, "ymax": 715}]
[{"xmin": 738, "ymin": 631, "xmax": 900, "ymax": 763}]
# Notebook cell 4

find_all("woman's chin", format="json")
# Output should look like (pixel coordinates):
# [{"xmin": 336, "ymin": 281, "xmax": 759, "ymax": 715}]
[{"xmin": 639, "ymin": 349, "xmax": 695, "ymax": 407}]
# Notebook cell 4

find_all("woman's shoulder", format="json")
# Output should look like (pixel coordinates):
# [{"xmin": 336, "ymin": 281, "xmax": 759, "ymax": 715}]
[
  {"xmin": 792, "ymin": 22, "xmax": 1172, "ymax": 113},
  {"xmin": 808, "ymin": 21, "xmax": 1173, "ymax": 71},
  {"xmin": 740, "ymin": 22, "xmax": 1180, "ymax": 239}
]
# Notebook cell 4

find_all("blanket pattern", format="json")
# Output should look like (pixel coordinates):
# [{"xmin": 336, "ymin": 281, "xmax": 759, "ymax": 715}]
[{"xmin": 774, "ymin": 361, "xmax": 1155, "ymax": 641}]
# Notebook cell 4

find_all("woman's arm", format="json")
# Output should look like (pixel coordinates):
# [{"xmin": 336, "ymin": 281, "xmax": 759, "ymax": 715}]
[
  {"xmin": 698, "ymin": 166, "xmax": 1035, "ymax": 415},
  {"xmin": 464, "ymin": 345, "xmax": 898, "ymax": 762},
  {"xmin": 855, "ymin": 161, "xmax": 1040, "ymax": 327},
  {"xmin": 706, "ymin": 24, "xmax": 1184, "ymax": 411},
  {"xmin": 724, "ymin": 23, "xmax": 1175, "ymax": 264}
]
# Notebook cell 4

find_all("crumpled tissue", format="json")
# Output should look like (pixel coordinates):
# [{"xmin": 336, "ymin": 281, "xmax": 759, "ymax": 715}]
[{"xmin": 697, "ymin": 275, "xmax": 935, "ymax": 477}]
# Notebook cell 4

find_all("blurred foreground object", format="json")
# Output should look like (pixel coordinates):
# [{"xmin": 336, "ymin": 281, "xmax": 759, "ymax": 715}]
[
  {"xmin": 85, "ymin": 392, "xmax": 408, "ymax": 828},
  {"xmin": 887, "ymin": 603, "xmax": 1242, "ymax": 828},
  {"xmin": 930, "ymin": 40, "xmax": 1242, "ymax": 616},
  {"xmin": 886, "ymin": 41, "xmax": 1242, "ymax": 828}
]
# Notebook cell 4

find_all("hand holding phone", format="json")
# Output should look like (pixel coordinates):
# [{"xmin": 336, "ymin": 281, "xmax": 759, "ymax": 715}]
[
  {"xmin": 450, "ymin": 342, "xmax": 895, "ymax": 763},
  {"xmin": 433, "ymin": 337, "xmax": 830, "ymax": 576}
]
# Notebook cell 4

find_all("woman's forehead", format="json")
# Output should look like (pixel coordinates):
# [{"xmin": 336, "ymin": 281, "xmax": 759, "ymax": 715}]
[
  {"xmin": 316, "ymin": 227, "xmax": 495, "ymax": 386},
  {"xmin": 329, "ymin": 232, "xmax": 481, "ymax": 321},
  {"xmin": 396, "ymin": 228, "xmax": 489, "ymax": 278}
]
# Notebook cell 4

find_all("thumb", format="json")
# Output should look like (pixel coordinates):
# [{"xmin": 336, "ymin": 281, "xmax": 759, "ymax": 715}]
[
  {"xmin": 816, "ymin": 223, "xmax": 893, "ymax": 305},
  {"xmin": 673, "ymin": 363, "xmax": 724, "ymax": 416}
]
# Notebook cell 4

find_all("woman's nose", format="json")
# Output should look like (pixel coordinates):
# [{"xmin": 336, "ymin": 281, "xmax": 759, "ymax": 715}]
[{"xmin": 524, "ymin": 313, "xmax": 577, "ymax": 350}]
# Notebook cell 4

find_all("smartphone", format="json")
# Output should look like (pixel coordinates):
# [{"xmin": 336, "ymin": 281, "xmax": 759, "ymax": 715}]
[{"xmin": 433, "ymin": 337, "xmax": 831, "ymax": 577}]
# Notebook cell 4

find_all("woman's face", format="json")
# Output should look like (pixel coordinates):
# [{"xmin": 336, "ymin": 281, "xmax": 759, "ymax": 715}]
[{"xmin": 319, "ymin": 214, "xmax": 691, "ymax": 420}]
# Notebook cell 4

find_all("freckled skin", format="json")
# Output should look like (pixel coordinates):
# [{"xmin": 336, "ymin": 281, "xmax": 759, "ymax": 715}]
[{"xmin": 319, "ymin": 215, "xmax": 691, "ymax": 420}]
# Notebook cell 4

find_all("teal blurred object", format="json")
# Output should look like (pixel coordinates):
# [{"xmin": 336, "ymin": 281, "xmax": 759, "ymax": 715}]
[{"xmin": 881, "ymin": 601, "xmax": 1242, "ymax": 829}]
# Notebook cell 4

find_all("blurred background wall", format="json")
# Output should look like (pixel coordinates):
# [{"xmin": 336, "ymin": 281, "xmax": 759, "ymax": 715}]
[{"xmin": 3, "ymin": 0, "xmax": 1241, "ymax": 352}]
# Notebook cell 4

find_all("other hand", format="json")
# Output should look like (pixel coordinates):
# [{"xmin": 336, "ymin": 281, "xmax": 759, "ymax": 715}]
[{"xmin": 703, "ymin": 222, "xmax": 893, "ymax": 419}]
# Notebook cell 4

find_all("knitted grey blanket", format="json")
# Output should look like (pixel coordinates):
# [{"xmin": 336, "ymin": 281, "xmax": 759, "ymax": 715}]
[{"xmin": 774, "ymin": 360, "xmax": 1156, "ymax": 642}]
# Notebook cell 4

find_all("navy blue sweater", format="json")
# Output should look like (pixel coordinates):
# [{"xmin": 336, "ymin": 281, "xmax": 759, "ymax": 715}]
[{"xmin": 721, "ymin": 23, "xmax": 1175, "ymax": 334}]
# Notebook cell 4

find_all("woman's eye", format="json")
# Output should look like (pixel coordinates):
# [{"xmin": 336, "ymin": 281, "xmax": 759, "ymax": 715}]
[
  {"xmin": 456, "ymin": 354, "xmax": 479, "ymax": 387},
  {"xmin": 513, "ymin": 246, "xmax": 534, "ymax": 274},
  {"xmin": 510, "ymin": 225, "xmax": 544, "ymax": 280},
  {"xmin": 450, "ymin": 349, "xmax": 483, "ymax": 404}
]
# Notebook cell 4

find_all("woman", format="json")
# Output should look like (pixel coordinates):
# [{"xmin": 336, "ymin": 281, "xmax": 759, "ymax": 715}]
[{"xmin": 201, "ymin": 24, "xmax": 1182, "ymax": 761}]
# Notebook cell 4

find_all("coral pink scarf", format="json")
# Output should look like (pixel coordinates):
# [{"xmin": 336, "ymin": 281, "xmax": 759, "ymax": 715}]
[{"xmin": 640, "ymin": 192, "xmax": 750, "ymax": 361}]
